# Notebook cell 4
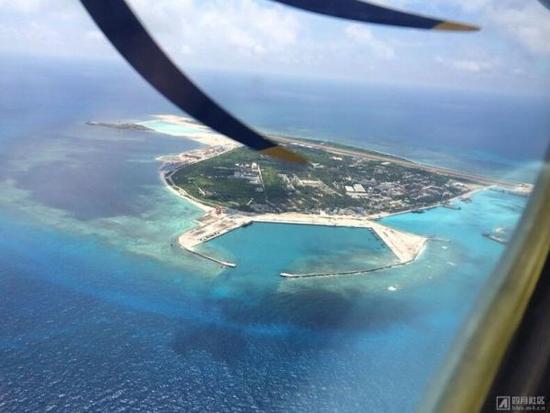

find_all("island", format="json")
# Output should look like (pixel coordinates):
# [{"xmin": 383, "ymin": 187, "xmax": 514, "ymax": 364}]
[
  {"xmin": 87, "ymin": 115, "xmax": 533, "ymax": 277},
  {"xmin": 169, "ymin": 145, "xmax": 480, "ymax": 215}
]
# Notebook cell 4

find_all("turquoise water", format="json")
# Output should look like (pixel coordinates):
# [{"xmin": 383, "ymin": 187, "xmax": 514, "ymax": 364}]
[
  {"xmin": 139, "ymin": 119, "xmax": 208, "ymax": 137},
  {"xmin": 0, "ymin": 186, "xmax": 526, "ymax": 412},
  {"xmin": 198, "ymin": 223, "xmax": 399, "ymax": 277},
  {"xmin": 193, "ymin": 71, "xmax": 549, "ymax": 182},
  {"xmin": 0, "ymin": 56, "xmax": 539, "ymax": 412}
]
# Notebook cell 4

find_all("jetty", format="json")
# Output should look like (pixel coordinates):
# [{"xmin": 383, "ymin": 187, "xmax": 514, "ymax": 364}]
[
  {"xmin": 280, "ymin": 259, "xmax": 415, "ymax": 279},
  {"xmin": 177, "ymin": 210, "xmax": 427, "ymax": 275},
  {"xmin": 181, "ymin": 245, "xmax": 236, "ymax": 268},
  {"xmin": 482, "ymin": 232, "xmax": 507, "ymax": 245}
]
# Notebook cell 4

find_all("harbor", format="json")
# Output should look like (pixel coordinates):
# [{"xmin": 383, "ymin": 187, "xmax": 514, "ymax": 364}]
[
  {"xmin": 177, "ymin": 208, "xmax": 428, "ymax": 275},
  {"xmin": 149, "ymin": 114, "xmax": 531, "ymax": 277},
  {"xmin": 280, "ymin": 257, "xmax": 419, "ymax": 279},
  {"xmin": 180, "ymin": 244, "xmax": 237, "ymax": 268}
]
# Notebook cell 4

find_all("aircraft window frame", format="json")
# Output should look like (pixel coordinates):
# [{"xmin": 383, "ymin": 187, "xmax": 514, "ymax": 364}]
[{"xmin": 420, "ymin": 150, "xmax": 550, "ymax": 413}]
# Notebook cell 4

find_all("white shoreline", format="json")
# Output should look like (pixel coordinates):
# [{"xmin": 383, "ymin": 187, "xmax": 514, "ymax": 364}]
[{"xmin": 139, "ymin": 114, "xmax": 238, "ymax": 148}]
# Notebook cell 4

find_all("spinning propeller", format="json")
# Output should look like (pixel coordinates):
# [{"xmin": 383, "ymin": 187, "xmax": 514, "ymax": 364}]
[
  {"xmin": 80, "ymin": 0, "xmax": 479, "ymax": 164},
  {"xmin": 269, "ymin": 0, "xmax": 478, "ymax": 31}
]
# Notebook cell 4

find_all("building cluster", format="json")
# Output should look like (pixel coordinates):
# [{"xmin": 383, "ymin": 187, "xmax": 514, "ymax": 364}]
[
  {"xmin": 232, "ymin": 157, "xmax": 469, "ymax": 215},
  {"xmin": 335, "ymin": 173, "xmax": 469, "ymax": 213},
  {"xmin": 233, "ymin": 162, "xmax": 264, "ymax": 193},
  {"xmin": 233, "ymin": 162, "xmax": 261, "ymax": 184},
  {"xmin": 344, "ymin": 183, "xmax": 368, "ymax": 199},
  {"xmin": 175, "ymin": 146, "xmax": 474, "ymax": 217},
  {"xmin": 278, "ymin": 174, "xmax": 325, "ymax": 190}
]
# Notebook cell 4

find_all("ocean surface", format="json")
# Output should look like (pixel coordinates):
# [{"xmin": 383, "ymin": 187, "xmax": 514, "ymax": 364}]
[{"xmin": 0, "ymin": 56, "xmax": 546, "ymax": 412}]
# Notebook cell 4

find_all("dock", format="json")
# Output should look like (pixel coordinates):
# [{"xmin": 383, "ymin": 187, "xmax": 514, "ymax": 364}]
[
  {"xmin": 177, "ymin": 210, "xmax": 427, "ymax": 275},
  {"xmin": 482, "ymin": 232, "xmax": 507, "ymax": 245},
  {"xmin": 280, "ymin": 240, "xmax": 428, "ymax": 278},
  {"xmin": 181, "ymin": 245, "xmax": 236, "ymax": 268},
  {"xmin": 281, "ymin": 260, "xmax": 409, "ymax": 279}
]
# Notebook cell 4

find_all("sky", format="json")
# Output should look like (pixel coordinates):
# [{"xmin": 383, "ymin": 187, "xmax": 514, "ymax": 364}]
[{"xmin": 0, "ymin": 0, "xmax": 549, "ymax": 95}]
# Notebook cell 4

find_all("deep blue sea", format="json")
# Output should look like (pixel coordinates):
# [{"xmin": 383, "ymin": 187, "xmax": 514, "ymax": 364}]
[{"xmin": 0, "ymin": 55, "xmax": 546, "ymax": 412}]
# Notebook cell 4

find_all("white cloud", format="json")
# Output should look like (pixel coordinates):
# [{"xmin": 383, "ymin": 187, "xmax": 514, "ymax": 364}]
[
  {"xmin": 448, "ymin": 0, "xmax": 550, "ymax": 56},
  {"xmin": 0, "ymin": 0, "xmax": 302, "ymax": 62},
  {"xmin": 0, "ymin": 0, "xmax": 547, "ymax": 93},
  {"xmin": 489, "ymin": 3, "xmax": 550, "ymax": 55},
  {"xmin": 391, "ymin": 0, "xmax": 550, "ymax": 56},
  {"xmin": 0, "ymin": 0, "xmax": 51, "ymax": 13},
  {"xmin": 435, "ymin": 56, "xmax": 494, "ymax": 73},
  {"xmin": 344, "ymin": 24, "xmax": 395, "ymax": 60},
  {"xmin": 128, "ymin": 0, "xmax": 300, "ymax": 61},
  {"xmin": 0, "ymin": 0, "xmax": 110, "ymax": 57}
]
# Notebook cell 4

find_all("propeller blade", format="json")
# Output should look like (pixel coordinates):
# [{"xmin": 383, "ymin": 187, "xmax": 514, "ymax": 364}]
[
  {"xmin": 80, "ymin": 0, "xmax": 307, "ymax": 164},
  {"xmin": 270, "ymin": 0, "xmax": 479, "ymax": 31}
]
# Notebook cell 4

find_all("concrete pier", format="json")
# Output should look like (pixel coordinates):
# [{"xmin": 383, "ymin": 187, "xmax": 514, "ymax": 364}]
[
  {"xmin": 177, "ymin": 210, "xmax": 427, "ymax": 274},
  {"xmin": 181, "ymin": 245, "xmax": 236, "ymax": 268},
  {"xmin": 281, "ymin": 261, "xmax": 407, "ymax": 279}
]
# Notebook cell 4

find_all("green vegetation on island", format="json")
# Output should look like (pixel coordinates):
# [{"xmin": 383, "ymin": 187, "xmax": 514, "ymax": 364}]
[{"xmin": 170, "ymin": 144, "xmax": 477, "ymax": 215}]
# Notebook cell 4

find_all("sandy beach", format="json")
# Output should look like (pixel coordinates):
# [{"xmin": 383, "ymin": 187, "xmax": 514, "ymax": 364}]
[{"xmin": 143, "ymin": 114, "xmax": 238, "ymax": 147}]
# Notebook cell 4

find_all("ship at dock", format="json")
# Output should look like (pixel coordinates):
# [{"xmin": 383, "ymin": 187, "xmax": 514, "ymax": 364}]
[{"xmin": 482, "ymin": 227, "xmax": 511, "ymax": 245}]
